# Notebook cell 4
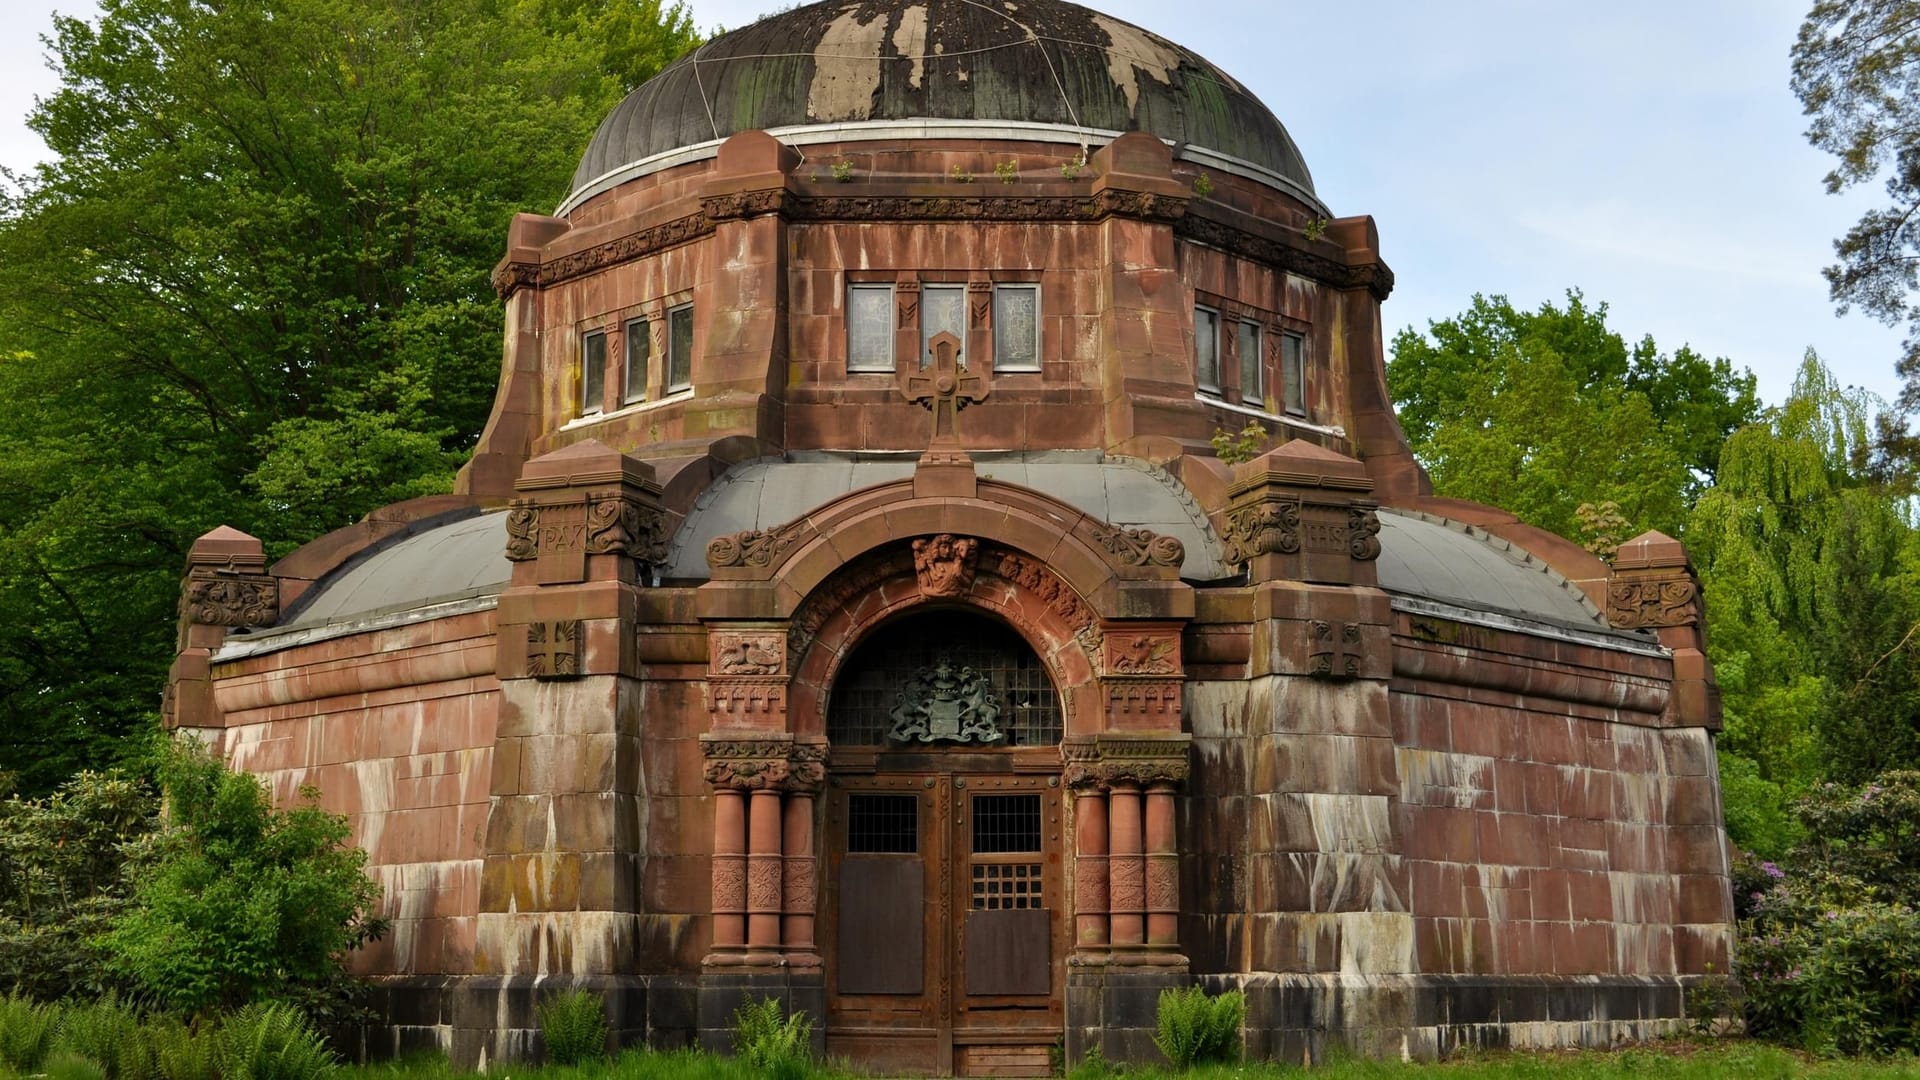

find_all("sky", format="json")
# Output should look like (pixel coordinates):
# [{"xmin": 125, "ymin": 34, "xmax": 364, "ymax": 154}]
[{"xmin": 0, "ymin": 0, "xmax": 1904, "ymax": 410}]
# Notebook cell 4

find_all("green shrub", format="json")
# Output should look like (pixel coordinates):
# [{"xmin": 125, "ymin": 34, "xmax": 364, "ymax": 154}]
[
  {"xmin": 213, "ymin": 1002, "xmax": 340, "ymax": 1080},
  {"xmin": 51, "ymin": 1000, "xmax": 149, "ymax": 1080},
  {"xmin": 730, "ymin": 997, "xmax": 811, "ymax": 1080},
  {"xmin": 537, "ymin": 989, "xmax": 608, "ymax": 1066},
  {"xmin": 42, "ymin": 1049, "xmax": 108, "ymax": 1080},
  {"xmin": 0, "ymin": 995, "xmax": 56, "ymax": 1072},
  {"xmin": 1151, "ymin": 984, "xmax": 1243, "ymax": 1069},
  {"xmin": 102, "ymin": 742, "xmax": 385, "ymax": 1019}
]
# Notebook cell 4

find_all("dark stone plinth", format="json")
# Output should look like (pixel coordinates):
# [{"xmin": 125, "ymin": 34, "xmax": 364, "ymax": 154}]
[
  {"xmin": 1065, "ymin": 966, "xmax": 1193, "ymax": 1068},
  {"xmin": 346, "ymin": 974, "xmax": 697, "ymax": 1069},
  {"xmin": 694, "ymin": 969, "xmax": 826, "ymax": 1059}
]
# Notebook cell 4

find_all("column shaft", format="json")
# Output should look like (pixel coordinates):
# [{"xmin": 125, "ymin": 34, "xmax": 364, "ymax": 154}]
[
  {"xmin": 710, "ymin": 788, "xmax": 747, "ymax": 955},
  {"xmin": 746, "ymin": 788, "xmax": 785, "ymax": 954},
  {"xmin": 1073, "ymin": 788, "xmax": 1110, "ymax": 950},
  {"xmin": 1145, "ymin": 782, "xmax": 1179, "ymax": 948},
  {"xmin": 1108, "ymin": 782, "xmax": 1145, "ymax": 949},
  {"xmin": 782, "ymin": 791, "xmax": 818, "ymax": 961}
]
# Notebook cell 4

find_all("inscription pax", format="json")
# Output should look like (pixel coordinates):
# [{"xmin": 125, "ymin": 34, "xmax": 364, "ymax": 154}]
[{"xmin": 536, "ymin": 503, "xmax": 589, "ymax": 584}]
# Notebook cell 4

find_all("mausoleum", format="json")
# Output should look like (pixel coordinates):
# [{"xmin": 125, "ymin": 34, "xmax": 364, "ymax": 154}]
[{"xmin": 163, "ymin": 0, "xmax": 1734, "ymax": 1072}]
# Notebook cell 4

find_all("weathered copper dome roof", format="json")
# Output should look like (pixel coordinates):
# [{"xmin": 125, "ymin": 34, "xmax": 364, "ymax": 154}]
[{"xmin": 570, "ymin": 0, "xmax": 1314, "ymax": 203}]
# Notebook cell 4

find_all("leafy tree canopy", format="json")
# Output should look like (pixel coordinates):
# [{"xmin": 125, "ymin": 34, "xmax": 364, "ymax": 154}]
[
  {"xmin": 1387, "ymin": 291, "xmax": 1760, "ymax": 546},
  {"xmin": 1793, "ymin": 0, "xmax": 1920, "ymax": 414},
  {"xmin": 0, "ymin": 0, "xmax": 697, "ymax": 793}
]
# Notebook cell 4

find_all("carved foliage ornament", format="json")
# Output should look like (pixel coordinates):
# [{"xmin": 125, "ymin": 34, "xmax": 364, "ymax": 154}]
[
  {"xmin": 1061, "ymin": 737, "xmax": 1191, "ymax": 789},
  {"xmin": 1222, "ymin": 498, "xmax": 1301, "ymax": 565},
  {"xmin": 183, "ymin": 569, "xmax": 278, "ymax": 627},
  {"xmin": 1308, "ymin": 620, "xmax": 1362, "ymax": 680},
  {"xmin": 505, "ymin": 497, "xmax": 668, "ymax": 567},
  {"xmin": 888, "ymin": 657, "xmax": 1005, "ymax": 745},
  {"xmin": 707, "ymin": 520, "xmax": 807, "ymax": 570},
  {"xmin": 702, "ymin": 738, "xmax": 791, "ymax": 790},
  {"xmin": 1606, "ymin": 579, "xmax": 1699, "ymax": 629},
  {"xmin": 1349, "ymin": 507, "xmax": 1383, "ymax": 560},
  {"xmin": 527, "ymin": 620, "xmax": 581, "ymax": 679},
  {"xmin": 912, "ymin": 534, "xmax": 979, "ymax": 598},
  {"xmin": 1089, "ymin": 524, "xmax": 1185, "ymax": 569}
]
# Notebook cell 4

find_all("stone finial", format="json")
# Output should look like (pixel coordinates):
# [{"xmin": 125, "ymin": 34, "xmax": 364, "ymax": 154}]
[
  {"xmin": 504, "ymin": 440, "xmax": 670, "ymax": 585},
  {"xmin": 1609, "ymin": 530, "xmax": 1719, "ymax": 729},
  {"xmin": 179, "ymin": 526, "xmax": 277, "ymax": 634},
  {"xmin": 1218, "ymin": 440, "xmax": 1380, "ymax": 585}
]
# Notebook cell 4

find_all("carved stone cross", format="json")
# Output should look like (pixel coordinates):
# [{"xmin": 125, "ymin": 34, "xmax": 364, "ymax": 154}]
[{"xmin": 900, "ymin": 332, "xmax": 987, "ymax": 448}]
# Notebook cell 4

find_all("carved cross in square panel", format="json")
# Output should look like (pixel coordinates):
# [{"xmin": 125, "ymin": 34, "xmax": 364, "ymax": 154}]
[
  {"xmin": 900, "ymin": 332, "xmax": 987, "ymax": 447},
  {"xmin": 1307, "ymin": 620, "xmax": 1362, "ymax": 680},
  {"xmin": 527, "ymin": 620, "xmax": 581, "ymax": 679}
]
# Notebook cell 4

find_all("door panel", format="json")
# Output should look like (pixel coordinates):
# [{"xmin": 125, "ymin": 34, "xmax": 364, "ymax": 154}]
[{"xmin": 840, "ymin": 858, "xmax": 924, "ymax": 994}]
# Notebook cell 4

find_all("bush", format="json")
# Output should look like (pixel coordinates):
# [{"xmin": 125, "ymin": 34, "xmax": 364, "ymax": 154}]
[
  {"xmin": 0, "ymin": 995, "xmax": 55, "ymax": 1073},
  {"xmin": 213, "ymin": 1003, "xmax": 340, "ymax": 1080},
  {"xmin": 730, "ymin": 997, "xmax": 811, "ymax": 1080},
  {"xmin": 537, "ymin": 989, "xmax": 608, "ymax": 1066},
  {"xmin": 1151, "ymin": 985, "xmax": 1243, "ymax": 1069},
  {"xmin": 102, "ymin": 742, "xmax": 385, "ymax": 1020}
]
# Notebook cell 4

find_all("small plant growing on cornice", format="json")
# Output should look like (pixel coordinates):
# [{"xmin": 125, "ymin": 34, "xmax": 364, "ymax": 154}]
[
  {"xmin": 995, "ymin": 159, "xmax": 1019, "ymax": 183},
  {"xmin": 1303, "ymin": 215, "xmax": 1330, "ymax": 242},
  {"xmin": 830, "ymin": 160, "xmax": 854, "ymax": 182},
  {"xmin": 1191, "ymin": 171, "xmax": 1214, "ymax": 198},
  {"xmin": 949, "ymin": 163, "xmax": 974, "ymax": 183},
  {"xmin": 1061, "ymin": 153, "xmax": 1087, "ymax": 180},
  {"xmin": 1211, "ymin": 421, "xmax": 1268, "ymax": 467}
]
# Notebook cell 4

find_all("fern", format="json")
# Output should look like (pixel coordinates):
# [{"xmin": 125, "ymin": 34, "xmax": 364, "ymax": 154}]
[
  {"xmin": 731, "ymin": 997, "xmax": 812, "ymax": 1080},
  {"xmin": 0, "ymin": 995, "xmax": 56, "ymax": 1073},
  {"xmin": 536, "ymin": 989, "xmax": 608, "ymax": 1066},
  {"xmin": 214, "ymin": 1003, "xmax": 340, "ymax": 1080},
  {"xmin": 52, "ymin": 1000, "xmax": 148, "ymax": 1080},
  {"xmin": 1152, "ymin": 985, "xmax": 1243, "ymax": 1069}
]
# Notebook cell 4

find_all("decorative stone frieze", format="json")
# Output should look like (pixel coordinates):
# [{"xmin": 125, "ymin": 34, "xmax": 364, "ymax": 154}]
[
  {"xmin": 700, "ymin": 735, "xmax": 794, "ymax": 791},
  {"xmin": 706, "ymin": 520, "xmax": 808, "ymax": 570},
  {"xmin": 1220, "ymin": 440, "xmax": 1379, "ymax": 585},
  {"xmin": 1061, "ymin": 735, "xmax": 1193, "ymax": 789},
  {"xmin": 1606, "ymin": 580, "xmax": 1699, "ymax": 630},
  {"xmin": 712, "ymin": 631, "xmax": 785, "ymax": 676}
]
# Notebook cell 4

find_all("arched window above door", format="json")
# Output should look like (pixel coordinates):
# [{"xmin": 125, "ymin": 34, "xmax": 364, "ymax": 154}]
[{"xmin": 827, "ymin": 611, "xmax": 1063, "ymax": 747}]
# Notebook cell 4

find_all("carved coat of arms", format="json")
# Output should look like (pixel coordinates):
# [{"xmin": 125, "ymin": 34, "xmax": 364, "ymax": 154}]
[{"xmin": 888, "ymin": 657, "xmax": 1005, "ymax": 744}]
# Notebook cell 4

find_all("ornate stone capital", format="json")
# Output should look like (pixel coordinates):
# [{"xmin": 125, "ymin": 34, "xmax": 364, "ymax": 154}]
[
  {"xmin": 1220, "ymin": 441, "xmax": 1379, "ymax": 585},
  {"xmin": 178, "ymin": 526, "xmax": 277, "ymax": 633},
  {"xmin": 701, "ymin": 734, "xmax": 794, "ymax": 791},
  {"xmin": 506, "ymin": 441, "xmax": 669, "ymax": 583},
  {"xmin": 1607, "ymin": 579, "xmax": 1699, "ymax": 629},
  {"xmin": 1061, "ymin": 735, "xmax": 1192, "ymax": 790},
  {"xmin": 785, "ymin": 739, "xmax": 829, "ymax": 794}
]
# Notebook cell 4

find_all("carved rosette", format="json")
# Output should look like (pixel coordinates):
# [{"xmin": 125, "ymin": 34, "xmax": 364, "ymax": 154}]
[
  {"xmin": 1606, "ymin": 579, "xmax": 1700, "ymax": 629},
  {"xmin": 1060, "ymin": 736, "xmax": 1192, "ymax": 790},
  {"xmin": 912, "ymin": 534, "xmax": 979, "ymax": 598},
  {"xmin": 701, "ymin": 737, "xmax": 794, "ymax": 791},
  {"xmin": 182, "ymin": 570, "xmax": 278, "ymax": 627},
  {"xmin": 1222, "ymin": 498, "xmax": 1302, "ymax": 565},
  {"xmin": 707, "ymin": 520, "xmax": 807, "ymax": 570},
  {"xmin": 1089, "ymin": 524, "xmax": 1185, "ymax": 569}
]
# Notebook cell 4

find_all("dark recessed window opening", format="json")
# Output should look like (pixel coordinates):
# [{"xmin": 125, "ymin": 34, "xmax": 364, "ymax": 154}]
[
  {"xmin": 667, "ymin": 303, "xmax": 694, "ymax": 390},
  {"xmin": 972, "ymin": 794, "xmax": 1042, "ymax": 854},
  {"xmin": 827, "ymin": 611, "xmax": 1063, "ymax": 747},
  {"xmin": 623, "ymin": 318, "xmax": 649, "ymax": 404},
  {"xmin": 848, "ymin": 793, "xmax": 919, "ymax": 853},
  {"xmin": 1194, "ymin": 305, "xmax": 1220, "ymax": 393},
  {"xmin": 581, "ymin": 330, "xmax": 607, "ymax": 415},
  {"xmin": 1282, "ymin": 331, "xmax": 1306, "ymax": 416}
]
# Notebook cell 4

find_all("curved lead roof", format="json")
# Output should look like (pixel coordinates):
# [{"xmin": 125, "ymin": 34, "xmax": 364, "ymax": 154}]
[
  {"xmin": 572, "ymin": 0, "xmax": 1314, "ymax": 202},
  {"xmin": 236, "ymin": 463, "xmax": 1629, "ymax": 653}
]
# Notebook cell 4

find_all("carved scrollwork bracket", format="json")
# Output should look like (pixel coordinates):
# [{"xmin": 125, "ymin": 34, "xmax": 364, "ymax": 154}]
[
  {"xmin": 706, "ymin": 519, "xmax": 809, "ymax": 572},
  {"xmin": 1088, "ymin": 524, "xmax": 1184, "ymax": 570}
]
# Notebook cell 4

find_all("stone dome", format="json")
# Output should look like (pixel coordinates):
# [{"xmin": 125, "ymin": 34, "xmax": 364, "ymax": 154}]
[{"xmin": 570, "ymin": 0, "xmax": 1313, "ymax": 203}]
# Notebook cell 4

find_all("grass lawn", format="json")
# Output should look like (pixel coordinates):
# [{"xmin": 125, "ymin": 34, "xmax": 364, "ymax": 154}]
[{"xmin": 352, "ymin": 1040, "xmax": 1920, "ymax": 1080}]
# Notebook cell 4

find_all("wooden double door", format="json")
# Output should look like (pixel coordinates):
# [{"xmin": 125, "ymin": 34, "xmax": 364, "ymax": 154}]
[{"xmin": 824, "ymin": 760, "xmax": 1065, "ymax": 1076}]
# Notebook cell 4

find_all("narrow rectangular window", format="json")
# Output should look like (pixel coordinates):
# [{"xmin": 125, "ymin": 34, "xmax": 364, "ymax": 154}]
[
  {"xmin": 848, "ymin": 793, "xmax": 919, "ymax": 854},
  {"xmin": 581, "ymin": 330, "xmax": 606, "ymax": 415},
  {"xmin": 993, "ymin": 284, "xmax": 1040, "ymax": 371},
  {"xmin": 1194, "ymin": 305, "xmax": 1221, "ymax": 393},
  {"xmin": 623, "ymin": 318, "xmax": 649, "ymax": 404},
  {"xmin": 667, "ymin": 303, "xmax": 693, "ymax": 391},
  {"xmin": 1282, "ymin": 331, "xmax": 1306, "ymax": 416},
  {"xmin": 922, "ymin": 284, "xmax": 966, "ymax": 368},
  {"xmin": 1238, "ymin": 320, "xmax": 1263, "ymax": 407},
  {"xmin": 846, "ymin": 284, "xmax": 895, "ymax": 372}
]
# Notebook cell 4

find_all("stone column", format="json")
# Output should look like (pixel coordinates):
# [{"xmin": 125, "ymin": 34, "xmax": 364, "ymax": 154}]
[
  {"xmin": 709, "ymin": 788, "xmax": 748, "ymax": 959},
  {"xmin": 1144, "ymin": 782, "xmax": 1179, "ymax": 949},
  {"xmin": 781, "ymin": 790, "xmax": 818, "ymax": 963},
  {"xmin": 1107, "ymin": 781, "xmax": 1145, "ymax": 950},
  {"xmin": 747, "ymin": 788, "xmax": 785, "ymax": 958},
  {"xmin": 1072, "ymin": 786, "xmax": 1110, "ymax": 951}
]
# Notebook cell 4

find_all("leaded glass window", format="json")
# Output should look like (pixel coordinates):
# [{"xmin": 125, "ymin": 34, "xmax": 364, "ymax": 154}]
[
  {"xmin": 1194, "ymin": 305, "xmax": 1220, "ymax": 393},
  {"xmin": 581, "ymin": 330, "xmax": 606, "ymax": 415},
  {"xmin": 993, "ymin": 284, "xmax": 1040, "ymax": 371},
  {"xmin": 827, "ymin": 612, "xmax": 1061, "ymax": 747},
  {"xmin": 1238, "ymin": 320, "xmax": 1263, "ymax": 407},
  {"xmin": 668, "ymin": 303, "xmax": 693, "ymax": 390},
  {"xmin": 922, "ymin": 284, "xmax": 966, "ymax": 367},
  {"xmin": 623, "ymin": 318, "xmax": 649, "ymax": 404},
  {"xmin": 1282, "ymin": 331, "xmax": 1306, "ymax": 416},
  {"xmin": 847, "ymin": 284, "xmax": 894, "ymax": 372}
]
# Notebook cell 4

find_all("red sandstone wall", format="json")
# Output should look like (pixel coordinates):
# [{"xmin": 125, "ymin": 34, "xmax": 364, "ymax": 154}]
[{"xmin": 209, "ymin": 611, "xmax": 501, "ymax": 977}]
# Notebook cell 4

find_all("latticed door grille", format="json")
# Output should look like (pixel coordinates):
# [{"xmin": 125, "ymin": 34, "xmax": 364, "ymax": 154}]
[{"xmin": 827, "ymin": 612, "xmax": 1062, "ymax": 746}]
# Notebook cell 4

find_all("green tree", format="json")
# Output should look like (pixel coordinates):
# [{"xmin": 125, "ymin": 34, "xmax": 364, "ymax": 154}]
[
  {"xmin": 0, "ymin": 0, "xmax": 697, "ymax": 792},
  {"xmin": 1388, "ymin": 291, "xmax": 1760, "ymax": 542},
  {"xmin": 1792, "ymin": 0, "xmax": 1920, "ymax": 413},
  {"xmin": 103, "ymin": 742, "xmax": 383, "ymax": 1019}
]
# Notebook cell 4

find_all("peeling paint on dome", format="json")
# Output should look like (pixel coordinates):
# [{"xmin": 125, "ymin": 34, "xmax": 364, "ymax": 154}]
[
  {"xmin": 892, "ymin": 5, "xmax": 929, "ymax": 88},
  {"xmin": 808, "ymin": 6, "xmax": 890, "ymax": 122},
  {"xmin": 1089, "ymin": 12, "xmax": 1182, "ymax": 114}
]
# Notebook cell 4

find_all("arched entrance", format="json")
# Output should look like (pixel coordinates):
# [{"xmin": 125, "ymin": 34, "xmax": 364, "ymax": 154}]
[{"xmin": 822, "ymin": 610, "xmax": 1067, "ymax": 1077}]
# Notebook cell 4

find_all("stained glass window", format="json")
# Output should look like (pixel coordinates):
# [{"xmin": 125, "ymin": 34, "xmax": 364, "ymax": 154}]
[
  {"xmin": 922, "ymin": 284, "xmax": 966, "ymax": 367},
  {"xmin": 847, "ymin": 284, "xmax": 894, "ymax": 372},
  {"xmin": 993, "ymin": 284, "xmax": 1040, "ymax": 371}
]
